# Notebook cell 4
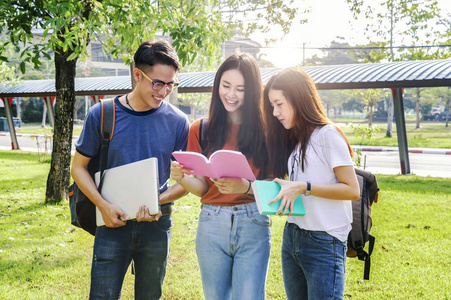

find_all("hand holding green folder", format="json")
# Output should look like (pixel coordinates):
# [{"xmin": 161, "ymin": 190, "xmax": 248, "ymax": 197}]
[{"xmin": 252, "ymin": 180, "xmax": 306, "ymax": 216}]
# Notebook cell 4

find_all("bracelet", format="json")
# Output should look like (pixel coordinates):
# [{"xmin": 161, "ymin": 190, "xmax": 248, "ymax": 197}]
[{"xmin": 244, "ymin": 179, "xmax": 251, "ymax": 194}]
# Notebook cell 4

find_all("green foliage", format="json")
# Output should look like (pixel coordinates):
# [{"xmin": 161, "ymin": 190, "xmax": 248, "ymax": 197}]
[
  {"xmin": 21, "ymin": 98, "xmax": 44, "ymax": 123},
  {"xmin": 177, "ymin": 92, "xmax": 211, "ymax": 121},
  {"xmin": 1, "ymin": 0, "xmax": 300, "ymax": 71},
  {"xmin": 220, "ymin": 0, "xmax": 301, "ymax": 43},
  {"xmin": 0, "ymin": 61, "xmax": 17, "ymax": 83},
  {"xmin": 0, "ymin": 0, "xmax": 225, "ymax": 70},
  {"xmin": 1, "ymin": 151, "xmax": 450, "ymax": 299},
  {"xmin": 346, "ymin": 0, "xmax": 449, "ymax": 61},
  {"xmin": 342, "ymin": 98, "xmax": 365, "ymax": 112},
  {"xmin": 347, "ymin": 123, "xmax": 381, "ymax": 166},
  {"xmin": 349, "ymin": 123, "xmax": 381, "ymax": 142}
]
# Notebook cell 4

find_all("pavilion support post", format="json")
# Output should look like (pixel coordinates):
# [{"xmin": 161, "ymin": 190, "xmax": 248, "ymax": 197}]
[
  {"xmin": 392, "ymin": 88, "xmax": 410, "ymax": 175},
  {"xmin": 168, "ymin": 88, "xmax": 178, "ymax": 106},
  {"xmin": 2, "ymin": 98, "xmax": 20, "ymax": 150},
  {"xmin": 45, "ymin": 96, "xmax": 55, "ymax": 128}
]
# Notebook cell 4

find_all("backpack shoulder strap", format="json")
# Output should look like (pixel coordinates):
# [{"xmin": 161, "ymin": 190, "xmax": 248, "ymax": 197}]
[
  {"xmin": 97, "ymin": 98, "xmax": 116, "ymax": 193},
  {"xmin": 199, "ymin": 118, "xmax": 208, "ymax": 151},
  {"xmin": 355, "ymin": 167, "xmax": 380, "ymax": 204},
  {"xmin": 100, "ymin": 99, "xmax": 115, "ymax": 141}
]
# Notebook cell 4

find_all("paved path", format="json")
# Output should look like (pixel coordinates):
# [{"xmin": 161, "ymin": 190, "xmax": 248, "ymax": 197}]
[
  {"xmin": 353, "ymin": 145, "xmax": 451, "ymax": 155},
  {"xmin": 1, "ymin": 133, "xmax": 450, "ymax": 178}
]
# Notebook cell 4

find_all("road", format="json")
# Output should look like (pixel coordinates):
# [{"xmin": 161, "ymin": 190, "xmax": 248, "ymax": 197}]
[
  {"xmin": 0, "ymin": 134, "xmax": 450, "ymax": 178},
  {"xmin": 359, "ymin": 150, "xmax": 451, "ymax": 178}
]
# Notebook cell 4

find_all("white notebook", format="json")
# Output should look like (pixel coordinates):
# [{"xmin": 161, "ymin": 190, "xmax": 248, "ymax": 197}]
[{"xmin": 94, "ymin": 157, "xmax": 160, "ymax": 226}]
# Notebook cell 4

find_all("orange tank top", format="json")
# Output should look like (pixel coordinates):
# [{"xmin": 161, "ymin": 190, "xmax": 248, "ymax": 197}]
[{"xmin": 186, "ymin": 118, "xmax": 261, "ymax": 206}]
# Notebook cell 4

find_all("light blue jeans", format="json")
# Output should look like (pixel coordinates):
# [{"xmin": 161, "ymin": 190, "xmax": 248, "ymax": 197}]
[
  {"xmin": 281, "ymin": 222, "xmax": 347, "ymax": 300},
  {"xmin": 196, "ymin": 202, "xmax": 271, "ymax": 300}
]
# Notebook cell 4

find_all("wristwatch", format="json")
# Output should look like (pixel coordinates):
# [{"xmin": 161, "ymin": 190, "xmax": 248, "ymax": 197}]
[{"xmin": 304, "ymin": 181, "xmax": 312, "ymax": 196}]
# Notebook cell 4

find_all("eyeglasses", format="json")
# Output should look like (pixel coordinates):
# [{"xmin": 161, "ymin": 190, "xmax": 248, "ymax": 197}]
[{"xmin": 138, "ymin": 69, "xmax": 179, "ymax": 91}]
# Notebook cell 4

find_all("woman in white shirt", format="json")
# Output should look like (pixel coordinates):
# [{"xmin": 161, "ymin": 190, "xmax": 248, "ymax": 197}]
[{"xmin": 263, "ymin": 67, "xmax": 360, "ymax": 300}]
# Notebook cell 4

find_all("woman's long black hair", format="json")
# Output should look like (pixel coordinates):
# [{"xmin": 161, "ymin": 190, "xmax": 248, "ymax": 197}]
[{"xmin": 204, "ymin": 53, "xmax": 268, "ymax": 176}]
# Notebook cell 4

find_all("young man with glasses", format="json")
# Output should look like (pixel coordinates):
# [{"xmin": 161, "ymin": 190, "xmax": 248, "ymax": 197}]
[{"xmin": 71, "ymin": 40, "xmax": 189, "ymax": 299}]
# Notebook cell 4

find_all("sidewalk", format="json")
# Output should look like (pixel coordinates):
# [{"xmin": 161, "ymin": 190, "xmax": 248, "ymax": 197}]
[
  {"xmin": 1, "ymin": 132, "xmax": 451, "ymax": 155},
  {"xmin": 0, "ymin": 132, "xmax": 78, "ymax": 139},
  {"xmin": 352, "ymin": 145, "xmax": 451, "ymax": 155}
]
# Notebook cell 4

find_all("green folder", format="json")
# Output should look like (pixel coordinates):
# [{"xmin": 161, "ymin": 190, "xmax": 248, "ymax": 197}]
[{"xmin": 252, "ymin": 180, "xmax": 306, "ymax": 216}]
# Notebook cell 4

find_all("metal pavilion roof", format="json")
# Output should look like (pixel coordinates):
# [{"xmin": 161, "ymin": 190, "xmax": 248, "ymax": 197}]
[{"xmin": 1, "ymin": 59, "xmax": 450, "ymax": 98}]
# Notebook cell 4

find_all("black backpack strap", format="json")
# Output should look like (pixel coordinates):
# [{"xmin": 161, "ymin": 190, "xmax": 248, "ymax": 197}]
[
  {"xmin": 199, "ymin": 118, "xmax": 208, "ymax": 151},
  {"xmin": 97, "ymin": 99, "xmax": 115, "ymax": 193},
  {"xmin": 363, "ymin": 234, "xmax": 375, "ymax": 280}
]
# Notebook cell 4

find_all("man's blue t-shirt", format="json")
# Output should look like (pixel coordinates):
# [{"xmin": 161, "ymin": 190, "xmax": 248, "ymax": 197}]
[{"xmin": 75, "ymin": 96, "xmax": 189, "ymax": 193}]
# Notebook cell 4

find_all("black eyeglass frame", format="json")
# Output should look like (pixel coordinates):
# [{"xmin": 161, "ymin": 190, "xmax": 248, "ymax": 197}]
[{"xmin": 138, "ymin": 69, "xmax": 179, "ymax": 91}]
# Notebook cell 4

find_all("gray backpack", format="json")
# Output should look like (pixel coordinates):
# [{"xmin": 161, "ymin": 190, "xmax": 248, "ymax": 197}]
[{"xmin": 348, "ymin": 168, "xmax": 379, "ymax": 280}]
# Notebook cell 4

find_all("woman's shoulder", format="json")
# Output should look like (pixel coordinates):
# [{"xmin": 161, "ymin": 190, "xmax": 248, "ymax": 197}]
[
  {"xmin": 189, "ymin": 117, "xmax": 209, "ymax": 137},
  {"xmin": 314, "ymin": 124, "xmax": 337, "ymax": 136},
  {"xmin": 190, "ymin": 117, "xmax": 208, "ymax": 130},
  {"xmin": 313, "ymin": 124, "xmax": 345, "ymax": 143}
]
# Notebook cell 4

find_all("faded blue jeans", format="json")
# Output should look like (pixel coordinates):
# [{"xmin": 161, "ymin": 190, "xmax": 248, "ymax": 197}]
[
  {"xmin": 196, "ymin": 202, "xmax": 271, "ymax": 300},
  {"xmin": 89, "ymin": 216, "xmax": 172, "ymax": 300},
  {"xmin": 282, "ymin": 222, "xmax": 347, "ymax": 300}
]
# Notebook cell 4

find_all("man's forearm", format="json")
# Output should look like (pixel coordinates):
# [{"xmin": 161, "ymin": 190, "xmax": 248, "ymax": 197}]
[{"xmin": 160, "ymin": 183, "xmax": 188, "ymax": 204}]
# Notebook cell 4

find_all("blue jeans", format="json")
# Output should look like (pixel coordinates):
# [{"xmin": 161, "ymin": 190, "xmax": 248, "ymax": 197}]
[
  {"xmin": 282, "ymin": 222, "xmax": 347, "ymax": 300},
  {"xmin": 89, "ymin": 216, "xmax": 172, "ymax": 300},
  {"xmin": 196, "ymin": 202, "xmax": 271, "ymax": 300}
]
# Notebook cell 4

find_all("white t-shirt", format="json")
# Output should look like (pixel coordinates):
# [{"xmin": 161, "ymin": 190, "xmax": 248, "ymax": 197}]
[{"xmin": 287, "ymin": 125, "xmax": 354, "ymax": 242}]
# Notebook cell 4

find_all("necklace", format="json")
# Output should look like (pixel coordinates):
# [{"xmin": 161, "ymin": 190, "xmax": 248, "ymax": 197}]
[{"xmin": 125, "ymin": 94, "xmax": 135, "ymax": 111}]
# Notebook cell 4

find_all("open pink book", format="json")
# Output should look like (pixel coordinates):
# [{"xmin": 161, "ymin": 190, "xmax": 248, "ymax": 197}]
[{"xmin": 172, "ymin": 150, "xmax": 256, "ymax": 181}]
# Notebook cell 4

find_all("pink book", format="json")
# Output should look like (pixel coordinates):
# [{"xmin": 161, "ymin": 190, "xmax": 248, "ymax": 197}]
[{"xmin": 172, "ymin": 150, "xmax": 256, "ymax": 181}]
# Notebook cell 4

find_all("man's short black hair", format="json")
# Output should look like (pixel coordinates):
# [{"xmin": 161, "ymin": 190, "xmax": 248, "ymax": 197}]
[{"xmin": 134, "ymin": 40, "xmax": 181, "ymax": 71}]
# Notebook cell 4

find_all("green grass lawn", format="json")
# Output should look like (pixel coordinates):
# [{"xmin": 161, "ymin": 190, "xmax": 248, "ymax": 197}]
[
  {"xmin": 342, "ymin": 121, "xmax": 451, "ymax": 149},
  {"xmin": 0, "ymin": 151, "xmax": 450, "ymax": 299}
]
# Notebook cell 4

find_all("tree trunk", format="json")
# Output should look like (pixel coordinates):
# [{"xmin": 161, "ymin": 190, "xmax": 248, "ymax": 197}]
[
  {"xmin": 387, "ymin": 5, "xmax": 394, "ymax": 137},
  {"xmin": 386, "ymin": 96, "xmax": 393, "ymax": 137},
  {"xmin": 45, "ymin": 48, "xmax": 77, "ymax": 203},
  {"xmin": 41, "ymin": 102, "xmax": 47, "ymax": 127},
  {"xmin": 16, "ymin": 97, "xmax": 21, "ymax": 119},
  {"xmin": 368, "ymin": 103, "xmax": 373, "ymax": 127},
  {"xmin": 74, "ymin": 97, "xmax": 85, "ymax": 119}
]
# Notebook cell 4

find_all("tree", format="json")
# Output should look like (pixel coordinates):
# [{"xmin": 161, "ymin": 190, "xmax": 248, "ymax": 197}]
[
  {"xmin": 352, "ymin": 89, "xmax": 386, "ymax": 126},
  {"xmin": 318, "ymin": 89, "xmax": 351, "ymax": 118},
  {"xmin": 306, "ymin": 38, "xmax": 356, "ymax": 66},
  {"xmin": 346, "ymin": 0, "xmax": 449, "ymax": 136},
  {"xmin": 424, "ymin": 87, "xmax": 451, "ymax": 127},
  {"xmin": 0, "ymin": 0, "xmax": 298, "ymax": 203},
  {"xmin": 0, "ymin": 37, "xmax": 18, "ymax": 83},
  {"xmin": 413, "ymin": 88, "xmax": 424, "ymax": 129},
  {"xmin": 0, "ymin": 62, "xmax": 16, "ymax": 83}
]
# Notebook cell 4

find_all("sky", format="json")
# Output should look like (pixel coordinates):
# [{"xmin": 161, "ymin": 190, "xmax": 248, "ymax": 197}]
[
  {"xmin": 251, "ymin": 0, "xmax": 451, "ymax": 68},
  {"xmin": 251, "ymin": 0, "xmax": 367, "ymax": 67}
]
